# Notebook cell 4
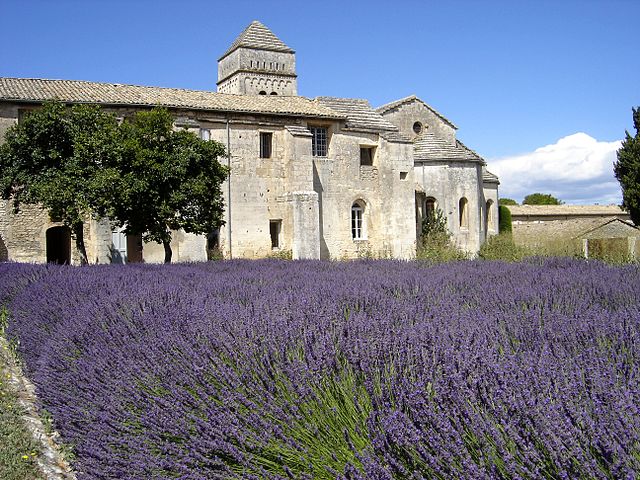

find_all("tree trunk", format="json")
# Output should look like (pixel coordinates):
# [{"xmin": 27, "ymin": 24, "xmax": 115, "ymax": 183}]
[
  {"xmin": 163, "ymin": 239, "xmax": 173, "ymax": 264},
  {"xmin": 73, "ymin": 222, "xmax": 88, "ymax": 265}
]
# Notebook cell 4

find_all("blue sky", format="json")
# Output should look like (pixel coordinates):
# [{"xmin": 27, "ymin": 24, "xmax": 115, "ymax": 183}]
[{"xmin": 2, "ymin": 0, "xmax": 638, "ymax": 204}]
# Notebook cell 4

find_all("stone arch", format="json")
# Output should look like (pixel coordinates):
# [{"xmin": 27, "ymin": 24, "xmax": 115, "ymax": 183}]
[
  {"xmin": 46, "ymin": 226, "xmax": 71, "ymax": 264},
  {"xmin": 459, "ymin": 197, "xmax": 469, "ymax": 229},
  {"xmin": 485, "ymin": 199, "xmax": 495, "ymax": 232}
]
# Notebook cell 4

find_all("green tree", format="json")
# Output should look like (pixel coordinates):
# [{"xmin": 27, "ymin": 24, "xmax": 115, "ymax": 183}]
[
  {"xmin": 522, "ymin": 193, "xmax": 563, "ymax": 205},
  {"xmin": 614, "ymin": 107, "xmax": 640, "ymax": 225},
  {"xmin": 109, "ymin": 108, "xmax": 229, "ymax": 263},
  {"xmin": 0, "ymin": 102, "xmax": 122, "ymax": 264},
  {"xmin": 498, "ymin": 198, "xmax": 518, "ymax": 206}
]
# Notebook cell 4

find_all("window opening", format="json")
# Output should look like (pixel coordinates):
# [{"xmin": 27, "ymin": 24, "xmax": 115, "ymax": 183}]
[
  {"xmin": 310, "ymin": 127, "xmax": 328, "ymax": 157},
  {"xmin": 413, "ymin": 121, "xmax": 423, "ymax": 134},
  {"xmin": 360, "ymin": 147, "xmax": 374, "ymax": 166},
  {"xmin": 270, "ymin": 220, "xmax": 282, "ymax": 249},
  {"xmin": 260, "ymin": 132, "xmax": 273, "ymax": 158},
  {"xmin": 459, "ymin": 197, "xmax": 469, "ymax": 229},
  {"xmin": 199, "ymin": 128, "xmax": 210, "ymax": 141},
  {"xmin": 399, "ymin": 171, "xmax": 408, "ymax": 180},
  {"xmin": 270, "ymin": 92, "xmax": 278, "ymax": 95},
  {"xmin": 351, "ymin": 202, "xmax": 365, "ymax": 240},
  {"xmin": 486, "ymin": 200, "xmax": 494, "ymax": 231},
  {"xmin": 259, "ymin": 91, "xmax": 267, "ymax": 95},
  {"xmin": 425, "ymin": 197, "xmax": 436, "ymax": 220}
]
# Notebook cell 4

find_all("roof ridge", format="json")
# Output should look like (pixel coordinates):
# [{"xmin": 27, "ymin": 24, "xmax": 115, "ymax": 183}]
[
  {"xmin": 219, "ymin": 20, "xmax": 294, "ymax": 59},
  {"xmin": 376, "ymin": 95, "xmax": 457, "ymax": 130},
  {"xmin": 375, "ymin": 95, "xmax": 417, "ymax": 113}
]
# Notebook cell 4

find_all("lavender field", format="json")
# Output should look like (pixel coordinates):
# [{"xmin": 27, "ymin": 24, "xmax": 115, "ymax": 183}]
[{"xmin": 0, "ymin": 259, "xmax": 639, "ymax": 479}]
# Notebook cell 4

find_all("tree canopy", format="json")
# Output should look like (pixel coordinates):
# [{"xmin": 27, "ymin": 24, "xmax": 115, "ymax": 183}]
[
  {"xmin": 522, "ymin": 193, "xmax": 563, "ymax": 205},
  {"xmin": 0, "ymin": 103, "xmax": 228, "ymax": 264},
  {"xmin": 614, "ymin": 107, "xmax": 640, "ymax": 225},
  {"xmin": 108, "ymin": 108, "xmax": 228, "ymax": 263},
  {"xmin": 0, "ymin": 102, "xmax": 122, "ymax": 263},
  {"xmin": 498, "ymin": 198, "xmax": 518, "ymax": 206}
]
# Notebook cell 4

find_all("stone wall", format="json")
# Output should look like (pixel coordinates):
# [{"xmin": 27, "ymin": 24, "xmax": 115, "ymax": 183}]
[
  {"xmin": 415, "ymin": 161, "xmax": 484, "ymax": 253},
  {"xmin": 380, "ymin": 99, "xmax": 456, "ymax": 143}
]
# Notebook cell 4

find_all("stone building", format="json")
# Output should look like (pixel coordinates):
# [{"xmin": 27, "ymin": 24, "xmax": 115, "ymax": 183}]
[{"xmin": 0, "ymin": 20, "xmax": 499, "ymax": 263}]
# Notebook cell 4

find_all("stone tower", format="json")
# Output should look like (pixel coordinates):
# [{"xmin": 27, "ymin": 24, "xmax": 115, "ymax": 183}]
[{"xmin": 217, "ymin": 21, "xmax": 297, "ymax": 96}]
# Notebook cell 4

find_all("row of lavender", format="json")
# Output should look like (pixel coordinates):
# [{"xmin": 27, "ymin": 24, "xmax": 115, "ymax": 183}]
[{"xmin": 0, "ymin": 259, "xmax": 638, "ymax": 479}]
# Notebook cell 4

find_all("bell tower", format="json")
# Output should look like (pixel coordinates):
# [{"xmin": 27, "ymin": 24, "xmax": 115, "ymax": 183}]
[{"xmin": 217, "ymin": 21, "xmax": 297, "ymax": 96}]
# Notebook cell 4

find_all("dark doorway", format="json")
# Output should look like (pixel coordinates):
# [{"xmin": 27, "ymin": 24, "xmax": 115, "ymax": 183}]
[
  {"xmin": 46, "ymin": 226, "xmax": 71, "ymax": 264},
  {"xmin": 127, "ymin": 234, "xmax": 143, "ymax": 263},
  {"xmin": 0, "ymin": 234, "xmax": 7, "ymax": 262}
]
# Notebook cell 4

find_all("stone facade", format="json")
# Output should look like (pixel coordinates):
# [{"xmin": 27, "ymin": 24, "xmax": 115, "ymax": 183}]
[{"xmin": 0, "ymin": 20, "xmax": 499, "ymax": 264}]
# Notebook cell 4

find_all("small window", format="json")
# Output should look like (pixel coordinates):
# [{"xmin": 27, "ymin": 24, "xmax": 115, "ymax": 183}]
[
  {"xmin": 199, "ymin": 128, "xmax": 210, "ymax": 141},
  {"xmin": 259, "ymin": 91, "xmax": 267, "ymax": 95},
  {"xmin": 310, "ymin": 127, "xmax": 328, "ymax": 157},
  {"xmin": 400, "ymin": 171, "xmax": 408, "ymax": 180},
  {"xmin": 413, "ymin": 121, "xmax": 423, "ymax": 134},
  {"xmin": 270, "ymin": 92, "xmax": 278, "ymax": 96},
  {"xmin": 351, "ymin": 201, "xmax": 365, "ymax": 240},
  {"xmin": 360, "ymin": 147, "xmax": 374, "ymax": 166},
  {"xmin": 459, "ymin": 197, "xmax": 469, "ymax": 229},
  {"xmin": 270, "ymin": 220, "xmax": 282, "ymax": 249},
  {"xmin": 260, "ymin": 132, "xmax": 273, "ymax": 158}
]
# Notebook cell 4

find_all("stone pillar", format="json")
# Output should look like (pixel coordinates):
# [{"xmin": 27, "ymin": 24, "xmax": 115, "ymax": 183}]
[
  {"xmin": 290, "ymin": 191, "xmax": 320, "ymax": 260},
  {"xmin": 582, "ymin": 238, "xmax": 589, "ymax": 259}
]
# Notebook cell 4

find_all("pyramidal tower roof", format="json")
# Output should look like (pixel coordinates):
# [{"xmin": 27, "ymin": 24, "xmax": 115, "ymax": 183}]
[{"xmin": 220, "ymin": 21, "xmax": 294, "ymax": 59}]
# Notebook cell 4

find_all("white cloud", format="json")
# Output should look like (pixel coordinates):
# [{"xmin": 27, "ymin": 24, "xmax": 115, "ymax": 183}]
[{"xmin": 489, "ymin": 133, "xmax": 623, "ymax": 205}]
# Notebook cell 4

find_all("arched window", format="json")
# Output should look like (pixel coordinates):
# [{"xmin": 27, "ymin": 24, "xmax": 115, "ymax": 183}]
[
  {"xmin": 486, "ymin": 200, "xmax": 494, "ymax": 232},
  {"xmin": 351, "ymin": 201, "xmax": 366, "ymax": 240},
  {"xmin": 259, "ymin": 91, "xmax": 267, "ymax": 95},
  {"xmin": 459, "ymin": 197, "xmax": 469, "ymax": 229},
  {"xmin": 270, "ymin": 92, "xmax": 278, "ymax": 96},
  {"xmin": 424, "ymin": 197, "xmax": 437, "ymax": 220}
]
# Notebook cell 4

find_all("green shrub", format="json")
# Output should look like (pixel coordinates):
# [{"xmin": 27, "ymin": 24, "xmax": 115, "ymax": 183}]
[
  {"xmin": 417, "ymin": 208, "xmax": 467, "ymax": 262},
  {"xmin": 479, "ymin": 233, "xmax": 528, "ymax": 261},
  {"xmin": 498, "ymin": 205, "xmax": 512, "ymax": 233}
]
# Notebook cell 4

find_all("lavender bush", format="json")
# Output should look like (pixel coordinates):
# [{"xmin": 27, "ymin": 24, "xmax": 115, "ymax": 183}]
[{"xmin": 0, "ymin": 259, "xmax": 638, "ymax": 479}]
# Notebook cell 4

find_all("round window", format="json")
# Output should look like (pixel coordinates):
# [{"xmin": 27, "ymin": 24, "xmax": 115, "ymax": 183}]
[{"xmin": 413, "ymin": 121, "xmax": 423, "ymax": 134}]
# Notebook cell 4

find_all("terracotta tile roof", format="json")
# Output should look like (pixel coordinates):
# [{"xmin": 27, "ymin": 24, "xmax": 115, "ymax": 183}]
[
  {"xmin": 482, "ymin": 167, "xmax": 500, "ymax": 184},
  {"xmin": 285, "ymin": 125, "xmax": 312, "ymax": 137},
  {"xmin": 0, "ymin": 77, "xmax": 343, "ymax": 119},
  {"xmin": 414, "ymin": 132, "xmax": 483, "ymax": 162},
  {"xmin": 507, "ymin": 205, "xmax": 628, "ymax": 217},
  {"xmin": 380, "ymin": 131, "xmax": 413, "ymax": 144},
  {"xmin": 376, "ymin": 95, "xmax": 457, "ymax": 129},
  {"xmin": 315, "ymin": 97, "xmax": 399, "ymax": 133},
  {"xmin": 220, "ymin": 21, "xmax": 294, "ymax": 59}
]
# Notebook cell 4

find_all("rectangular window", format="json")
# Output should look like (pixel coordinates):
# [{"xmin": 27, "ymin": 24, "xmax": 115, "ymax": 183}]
[
  {"xmin": 260, "ymin": 132, "xmax": 273, "ymax": 158},
  {"xmin": 360, "ymin": 147, "xmax": 374, "ymax": 166},
  {"xmin": 270, "ymin": 220, "xmax": 282, "ymax": 249},
  {"xmin": 310, "ymin": 127, "xmax": 328, "ymax": 157},
  {"xmin": 200, "ymin": 128, "xmax": 210, "ymax": 141}
]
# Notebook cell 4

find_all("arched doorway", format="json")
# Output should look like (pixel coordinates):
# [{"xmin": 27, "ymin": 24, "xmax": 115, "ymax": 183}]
[{"xmin": 46, "ymin": 226, "xmax": 71, "ymax": 264}]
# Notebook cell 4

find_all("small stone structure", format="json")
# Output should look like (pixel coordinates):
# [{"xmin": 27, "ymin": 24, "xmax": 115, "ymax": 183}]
[
  {"xmin": 507, "ymin": 204, "xmax": 637, "ymax": 258},
  {"xmin": 0, "ymin": 20, "xmax": 499, "ymax": 263}
]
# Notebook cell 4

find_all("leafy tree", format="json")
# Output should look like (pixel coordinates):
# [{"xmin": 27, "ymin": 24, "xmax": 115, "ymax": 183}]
[
  {"xmin": 614, "ymin": 107, "xmax": 640, "ymax": 225},
  {"xmin": 108, "ymin": 108, "xmax": 228, "ymax": 263},
  {"xmin": 522, "ymin": 193, "xmax": 563, "ymax": 205},
  {"xmin": 0, "ymin": 102, "xmax": 122, "ymax": 264},
  {"xmin": 498, "ymin": 198, "xmax": 518, "ymax": 206}
]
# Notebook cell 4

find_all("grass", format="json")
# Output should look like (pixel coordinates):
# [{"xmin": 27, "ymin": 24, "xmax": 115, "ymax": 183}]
[{"xmin": 0, "ymin": 307, "xmax": 43, "ymax": 480}]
